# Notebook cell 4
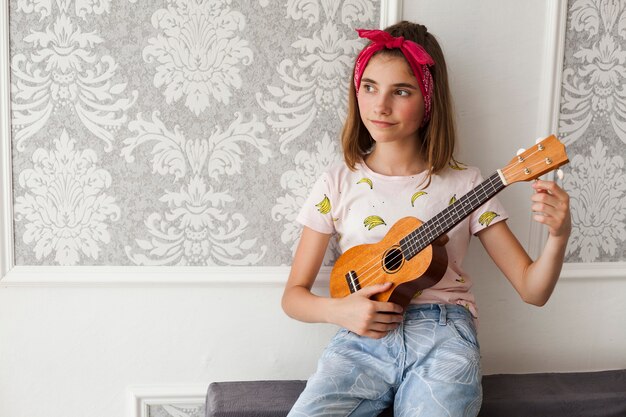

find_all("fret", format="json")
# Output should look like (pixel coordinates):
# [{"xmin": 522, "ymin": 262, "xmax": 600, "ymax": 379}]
[{"xmin": 401, "ymin": 172, "xmax": 505, "ymax": 260}]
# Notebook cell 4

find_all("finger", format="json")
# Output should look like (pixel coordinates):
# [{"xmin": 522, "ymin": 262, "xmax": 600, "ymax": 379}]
[
  {"xmin": 357, "ymin": 282, "xmax": 393, "ymax": 298},
  {"xmin": 532, "ymin": 180, "xmax": 566, "ymax": 198},
  {"xmin": 368, "ymin": 322, "xmax": 399, "ymax": 332},
  {"xmin": 531, "ymin": 201, "xmax": 558, "ymax": 217},
  {"xmin": 531, "ymin": 189, "xmax": 558, "ymax": 202},
  {"xmin": 531, "ymin": 189, "xmax": 568, "ymax": 212},
  {"xmin": 532, "ymin": 208, "xmax": 567, "ymax": 230},
  {"xmin": 531, "ymin": 193, "xmax": 568, "ymax": 216},
  {"xmin": 532, "ymin": 206, "xmax": 566, "ymax": 230},
  {"xmin": 374, "ymin": 311, "xmax": 404, "ymax": 324},
  {"xmin": 364, "ymin": 330, "xmax": 389, "ymax": 339},
  {"xmin": 374, "ymin": 301, "xmax": 404, "ymax": 314}
]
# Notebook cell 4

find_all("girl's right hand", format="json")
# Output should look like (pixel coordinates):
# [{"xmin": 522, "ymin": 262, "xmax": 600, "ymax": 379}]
[{"xmin": 333, "ymin": 282, "xmax": 404, "ymax": 339}]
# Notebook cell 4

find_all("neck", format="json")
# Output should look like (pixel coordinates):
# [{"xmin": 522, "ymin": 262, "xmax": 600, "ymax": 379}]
[{"xmin": 365, "ymin": 144, "xmax": 426, "ymax": 176}]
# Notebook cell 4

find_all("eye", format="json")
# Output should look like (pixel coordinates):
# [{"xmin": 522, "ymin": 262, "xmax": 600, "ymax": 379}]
[
  {"xmin": 396, "ymin": 89, "xmax": 410, "ymax": 97},
  {"xmin": 362, "ymin": 84, "xmax": 375, "ymax": 93}
]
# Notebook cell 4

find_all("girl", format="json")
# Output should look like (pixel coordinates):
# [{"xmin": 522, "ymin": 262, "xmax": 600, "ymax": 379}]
[{"xmin": 282, "ymin": 21, "xmax": 571, "ymax": 416}]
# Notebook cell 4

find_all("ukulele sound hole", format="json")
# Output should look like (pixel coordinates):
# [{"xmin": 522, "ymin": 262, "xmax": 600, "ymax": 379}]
[{"xmin": 382, "ymin": 246, "xmax": 404, "ymax": 274}]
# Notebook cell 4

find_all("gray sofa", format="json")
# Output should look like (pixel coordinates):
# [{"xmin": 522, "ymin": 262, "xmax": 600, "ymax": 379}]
[{"xmin": 206, "ymin": 369, "xmax": 626, "ymax": 417}]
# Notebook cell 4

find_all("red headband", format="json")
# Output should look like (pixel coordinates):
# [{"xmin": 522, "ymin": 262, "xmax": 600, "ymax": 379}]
[{"xmin": 354, "ymin": 29, "xmax": 435, "ymax": 125}]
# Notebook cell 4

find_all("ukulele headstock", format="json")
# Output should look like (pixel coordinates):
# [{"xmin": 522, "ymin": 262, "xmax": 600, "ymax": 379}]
[{"xmin": 500, "ymin": 135, "xmax": 569, "ymax": 185}]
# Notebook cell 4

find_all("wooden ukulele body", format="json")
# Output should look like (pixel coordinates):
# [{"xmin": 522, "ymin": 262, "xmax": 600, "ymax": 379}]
[
  {"xmin": 329, "ymin": 216, "xmax": 448, "ymax": 308},
  {"xmin": 328, "ymin": 135, "xmax": 569, "ymax": 309}
]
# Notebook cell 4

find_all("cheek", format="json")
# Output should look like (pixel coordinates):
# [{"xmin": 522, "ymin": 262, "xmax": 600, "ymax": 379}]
[
  {"xmin": 357, "ymin": 95, "xmax": 372, "ymax": 119},
  {"xmin": 356, "ymin": 94, "xmax": 370, "ymax": 111},
  {"xmin": 399, "ymin": 101, "xmax": 424, "ymax": 123}
]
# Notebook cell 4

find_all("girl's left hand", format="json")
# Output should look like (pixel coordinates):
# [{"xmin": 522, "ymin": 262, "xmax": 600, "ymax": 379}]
[{"xmin": 531, "ymin": 180, "xmax": 571, "ymax": 238}]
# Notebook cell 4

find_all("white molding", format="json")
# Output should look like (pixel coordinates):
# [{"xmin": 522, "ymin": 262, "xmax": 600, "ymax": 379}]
[
  {"xmin": 560, "ymin": 262, "xmax": 626, "ymax": 280},
  {"xmin": 380, "ymin": 0, "xmax": 402, "ymax": 28},
  {"xmin": 127, "ymin": 385, "xmax": 206, "ymax": 417},
  {"xmin": 527, "ymin": 0, "xmax": 625, "ymax": 281},
  {"xmin": 529, "ymin": 0, "xmax": 567, "ymax": 260},
  {"xmin": 0, "ymin": 265, "xmax": 332, "ymax": 286},
  {"xmin": 0, "ymin": 0, "xmax": 14, "ymax": 280},
  {"xmin": 5, "ymin": 0, "xmax": 617, "ymax": 285},
  {"xmin": 0, "ymin": 0, "xmax": 396, "ymax": 287}
]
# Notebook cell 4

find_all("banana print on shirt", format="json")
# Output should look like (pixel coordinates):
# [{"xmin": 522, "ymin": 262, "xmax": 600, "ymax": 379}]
[
  {"xmin": 315, "ymin": 194, "xmax": 331, "ymax": 214},
  {"xmin": 411, "ymin": 191, "xmax": 427, "ymax": 207},
  {"xmin": 478, "ymin": 211, "xmax": 499, "ymax": 226},
  {"xmin": 363, "ymin": 215, "xmax": 386, "ymax": 230},
  {"xmin": 357, "ymin": 178, "xmax": 374, "ymax": 189}
]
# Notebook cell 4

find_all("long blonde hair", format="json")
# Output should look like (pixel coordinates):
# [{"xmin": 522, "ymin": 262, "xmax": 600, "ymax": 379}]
[{"xmin": 342, "ymin": 21, "xmax": 457, "ymax": 186}]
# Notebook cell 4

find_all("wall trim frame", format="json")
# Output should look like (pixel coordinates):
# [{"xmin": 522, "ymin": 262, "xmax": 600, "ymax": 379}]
[
  {"xmin": 1, "ymin": 0, "xmax": 623, "ymax": 285},
  {"xmin": 0, "ymin": 0, "xmax": 14, "ymax": 281},
  {"xmin": 528, "ymin": 0, "xmax": 567, "ymax": 260},
  {"xmin": 0, "ymin": 0, "xmax": 393, "ymax": 287},
  {"xmin": 560, "ymin": 262, "xmax": 626, "ymax": 280},
  {"xmin": 127, "ymin": 385, "xmax": 206, "ymax": 417},
  {"xmin": 527, "ymin": 0, "xmax": 626, "ymax": 280},
  {"xmin": 380, "ymin": 0, "xmax": 402, "ymax": 28}
]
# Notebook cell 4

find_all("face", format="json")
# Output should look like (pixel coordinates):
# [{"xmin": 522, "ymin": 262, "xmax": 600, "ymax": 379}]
[{"xmin": 357, "ymin": 54, "xmax": 425, "ymax": 147}]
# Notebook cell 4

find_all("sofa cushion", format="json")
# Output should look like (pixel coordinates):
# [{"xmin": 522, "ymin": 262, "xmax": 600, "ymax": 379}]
[
  {"xmin": 206, "ymin": 369, "xmax": 626, "ymax": 417},
  {"xmin": 480, "ymin": 370, "xmax": 626, "ymax": 417}
]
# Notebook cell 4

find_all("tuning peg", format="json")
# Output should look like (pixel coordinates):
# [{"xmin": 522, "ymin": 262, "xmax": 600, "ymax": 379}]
[
  {"xmin": 516, "ymin": 148, "xmax": 526, "ymax": 156},
  {"xmin": 556, "ymin": 169, "xmax": 564, "ymax": 180}
]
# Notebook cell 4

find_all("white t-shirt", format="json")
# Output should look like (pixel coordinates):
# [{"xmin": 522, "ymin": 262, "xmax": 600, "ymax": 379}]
[{"xmin": 296, "ymin": 161, "xmax": 509, "ymax": 318}]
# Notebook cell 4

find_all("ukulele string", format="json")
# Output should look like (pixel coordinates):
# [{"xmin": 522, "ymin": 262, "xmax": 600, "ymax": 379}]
[
  {"xmin": 346, "ymin": 176, "xmax": 495, "ymax": 290},
  {"xmin": 351, "ymin": 176, "xmax": 499, "ymax": 288},
  {"xmin": 353, "ymin": 211, "xmax": 452, "ymax": 290},
  {"xmin": 351, "ymin": 212, "xmax": 452, "ymax": 290},
  {"xmin": 348, "ymin": 238, "xmax": 402, "ymax": 289},
  {"xmin": 356, "ymin": 174, "xmax": 500, "ymax": 288},
  {"xmin": 499, "ymin": 146, "xmax": 546, "ymax": 178},
  {"xmin": 342, "ymin": 155, "xmax": 554, "ymax": 291}
]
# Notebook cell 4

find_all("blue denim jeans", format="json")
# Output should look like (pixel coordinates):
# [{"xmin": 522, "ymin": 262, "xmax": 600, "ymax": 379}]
[{"xmin": 288, "ymin": 304, "xmax": 482, "ymax": 417}]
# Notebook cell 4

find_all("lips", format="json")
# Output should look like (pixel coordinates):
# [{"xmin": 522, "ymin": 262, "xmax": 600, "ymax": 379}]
[{"xmin": 370, "ymin": 120, "xmax": 396, "ymax": 128}]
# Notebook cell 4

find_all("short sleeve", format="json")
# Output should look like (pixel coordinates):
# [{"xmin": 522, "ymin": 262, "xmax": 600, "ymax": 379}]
[
  {"xmin": 468, "ymin": 172, "xmax": 509, "ymax": 235},
  {"xmin": 296, "ymin": 172, "xmax": 336, "ymax": 235}
]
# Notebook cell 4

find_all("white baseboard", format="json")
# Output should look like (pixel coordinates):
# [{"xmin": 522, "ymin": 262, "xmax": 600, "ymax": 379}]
[{"xmin": 127, "ymin": 385, "xmax": 206, "ymax": 417}]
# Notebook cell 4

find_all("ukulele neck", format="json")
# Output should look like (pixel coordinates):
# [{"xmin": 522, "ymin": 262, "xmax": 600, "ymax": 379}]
[{"xmin": 400, "ymin": 171, "xmax": 506, "ymax": 260}]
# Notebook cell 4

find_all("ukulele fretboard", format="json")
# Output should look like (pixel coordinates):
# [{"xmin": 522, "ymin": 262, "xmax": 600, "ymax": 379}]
[{"xmin": 400, "ymin": 172, "xmax": 506, "ymax": 260}]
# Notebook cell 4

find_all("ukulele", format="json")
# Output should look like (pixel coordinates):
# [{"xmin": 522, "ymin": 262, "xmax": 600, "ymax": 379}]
[{"xmin": 329, "ymin": 134, "xmax": 569, "ymax": 308}]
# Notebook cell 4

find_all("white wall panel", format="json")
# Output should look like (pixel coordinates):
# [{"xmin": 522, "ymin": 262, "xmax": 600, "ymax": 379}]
[{"xmin": 1, "ymin": 2, "xmax": 625, "ymax": 417}]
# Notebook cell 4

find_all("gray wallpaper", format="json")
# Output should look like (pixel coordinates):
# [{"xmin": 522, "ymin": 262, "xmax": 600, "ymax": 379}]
[
  {"xmin": 559, "ymin": 0, "xmax": 626, "ymax": 263},
  {"xmin": 9, "ymin": 0, "xmax": 625, "ymax": 266},
  {"xmin": 9, "ymin": 0, "xmax": 379, "ymax": 266}
]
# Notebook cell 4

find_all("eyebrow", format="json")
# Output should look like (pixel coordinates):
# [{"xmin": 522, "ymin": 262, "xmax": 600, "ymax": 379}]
[{"xmin": 361, "ymin": 78, "xmax": 418, "ymax": 89}]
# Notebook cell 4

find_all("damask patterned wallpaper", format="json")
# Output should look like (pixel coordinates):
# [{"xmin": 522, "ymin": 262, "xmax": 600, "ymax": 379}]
[
  {"xmin": 9, "ymin": 0, "xmax": 626, "ymax": 267},
  {"xmin": 9, "ymin": 0, "xmax": 379, "ymax": 266},
  {"xmin": 559, "ymin": 0, "xmax": 626, "ymax": 263}
]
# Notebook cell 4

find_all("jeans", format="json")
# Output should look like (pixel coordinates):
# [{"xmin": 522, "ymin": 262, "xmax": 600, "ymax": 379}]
[{"xmin": 288, "ymin": 303, "xmax": 482, "ymax": 417}]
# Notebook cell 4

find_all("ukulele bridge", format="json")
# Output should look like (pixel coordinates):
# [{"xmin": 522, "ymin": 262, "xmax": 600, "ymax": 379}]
[{"xmin": 345, "ymin": 270, "xmax": 360, "ymax": 293}]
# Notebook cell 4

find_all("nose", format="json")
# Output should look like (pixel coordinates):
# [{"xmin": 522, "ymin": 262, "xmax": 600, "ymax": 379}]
[{"xmin": 373, "ymin": 93, "xmax": 391, "ymax": 115}]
